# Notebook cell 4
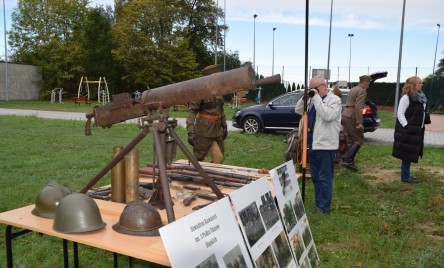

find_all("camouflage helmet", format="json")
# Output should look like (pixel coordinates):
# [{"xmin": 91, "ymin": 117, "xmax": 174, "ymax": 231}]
[
  {"xmin": 31, "ymin": 181, "xmax": 71, "ymax": 219},
  {"xmin": 112, "ymin": 200, "xmax": 163, "ymax": 236},
  {"xmin": 53, "ymin": 193, "xmax": 106, "ymax": 234}
]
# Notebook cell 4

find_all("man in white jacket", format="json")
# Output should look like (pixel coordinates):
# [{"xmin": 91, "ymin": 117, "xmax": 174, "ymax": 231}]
[{"xmin": 295, "ymin": 76, "xmax": 342, "ymax": 214}]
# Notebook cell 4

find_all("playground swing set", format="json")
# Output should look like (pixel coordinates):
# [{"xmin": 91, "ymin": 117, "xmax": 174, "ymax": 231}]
[{"xmin": 74, "ymin": 77, "xmax": 110, "ymax": 105}]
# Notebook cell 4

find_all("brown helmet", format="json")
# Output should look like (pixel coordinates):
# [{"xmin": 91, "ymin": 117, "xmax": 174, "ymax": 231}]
[
  {"xmin": 53, "ymin": 193, "xmax": 106, "ymax": 234},
  {"xmin": 31, "ymin": 181, "xmax": 71, "ymax": 219},
  {"xmin": 112, "ymin": 200, "xmax": 163, "ymax": 236}
]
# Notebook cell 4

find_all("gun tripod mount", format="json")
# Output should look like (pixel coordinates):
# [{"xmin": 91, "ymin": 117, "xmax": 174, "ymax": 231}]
[{"xmin": 80, "ymin": 108, "xmax": 224, "ymax": 224}]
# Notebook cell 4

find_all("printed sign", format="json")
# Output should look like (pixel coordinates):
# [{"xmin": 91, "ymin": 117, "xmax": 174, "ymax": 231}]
[
  {"xmin": 159, "ymin": 197, "xmax": 254, "ymax": 268},
  {"xmin": 229, "ymin": 177, "xmax": 298, "ymax": 268},
  {"xmin": 270, "ymin": 160, "xmax": 320, "ymax": 268}
]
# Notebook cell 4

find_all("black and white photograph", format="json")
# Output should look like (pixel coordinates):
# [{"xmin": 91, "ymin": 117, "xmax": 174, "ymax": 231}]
[
  {"xmin": 255, "ymin": 246, "xmax": 279, "ymax": 268},
  {"xmin": 290, "ymin": 230, "xmax": 305, "ymax": 263},
  {"xmin": 271, "ymin": 231, "xmax": 294, "ymax": 268},
  {"xmin": 195, "ymin": 253, "xmax": 219, "ymax": 268},
  {"xmin": 282, "ymin": 200, "xmax": 297, "ymax": 233},
  {"xmin": 292, "ymin": 192, "xmax": 306, "ymax": 221},
  {"xmin": 277, "ymin": 164, "xmax": 293, "ymax": 196},
  {"xmin": 308, "ymin": 244, "xmax": 320, "ymax": 268},
  {"xmin": 223, "ymin": 244, "xmax": 249, "ymax": 268},
  {"xmin": 301, "ymin": 223, "xmax": 313, "ymax": 250},
  {"xmin": 258, "ymin": 191, "xmax": 280, "ymax": 230},
  {"xmin": 238, "ymin": 201, "xmax": 266, "ymax": 247}
]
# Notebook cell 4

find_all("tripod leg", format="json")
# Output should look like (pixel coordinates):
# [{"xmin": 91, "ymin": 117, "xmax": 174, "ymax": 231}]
[
  {"xmin": 169, "ymin": 128, "xmax": 224, "ymax": 199},
  {"xmin": 152, "ymin": 127, "xmax": 176, "ymax": 223},
  {"xmin": 79, "ymin": 128, "xmax": 149, "ymax": 194}
]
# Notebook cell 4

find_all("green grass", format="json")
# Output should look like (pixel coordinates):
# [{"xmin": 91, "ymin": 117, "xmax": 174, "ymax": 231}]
[
  {"xmin": 0, "ymin": 115, "xmax": 443, "ymax": 267},
  {"xmin": 378, "ymin": 110, "xmax": 396, "ymax": 129}
]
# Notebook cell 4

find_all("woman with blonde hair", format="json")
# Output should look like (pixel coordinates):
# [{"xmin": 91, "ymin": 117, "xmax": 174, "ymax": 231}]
[{"xmin": 392, "ymin": 76, "xmax": 429, "ymax": 183}]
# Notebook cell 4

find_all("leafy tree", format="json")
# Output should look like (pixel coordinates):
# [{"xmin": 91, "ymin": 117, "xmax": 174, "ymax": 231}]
[
  {"xmin": 78, "ymin": 5, "xmax": 127, "ymax": 95},
  {"xmin": 112, "ymin": 0, "xmax": 199, "ymax": 90},
  {"xmin": 9, "ymin": 0, "xmax": 89, "ymax": 95},
  {"xmin": 180, "ymin": 0, "xmax": 224, "ymax": 70}
]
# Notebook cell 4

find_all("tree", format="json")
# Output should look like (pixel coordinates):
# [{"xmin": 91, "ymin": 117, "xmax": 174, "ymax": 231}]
[
  {"xmin": 78, "ymin": 5, "xmax": 127, "ymax": 95},
  {"xmin": 112, "ymin": 0, "xmax": 199, "ymax": 90},
  {"xmin": 180, "ymin": 0, "xmax": 224, "ymax": 70},
  {"xmin": 9, "ymin": 0, "xmax": 89, "ymax": 95}
]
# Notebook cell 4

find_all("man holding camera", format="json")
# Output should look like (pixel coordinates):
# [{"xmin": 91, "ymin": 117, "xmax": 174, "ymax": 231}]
[{"xmin": 295, "ymin": 75, "xmax": 342, "ymax": 214}]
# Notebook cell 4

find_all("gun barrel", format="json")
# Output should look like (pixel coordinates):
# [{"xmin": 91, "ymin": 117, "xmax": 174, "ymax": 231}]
[
  {"xmin": 87, "ymin": 64, "xmax": 281, "ymax": 129},
  {"xmin": 140, "ymin": 64, "xmax": 256, "ymax": 108},
  {"xmin": 255, "ymin": 74, "xmax": 281, "ymax": 86}
]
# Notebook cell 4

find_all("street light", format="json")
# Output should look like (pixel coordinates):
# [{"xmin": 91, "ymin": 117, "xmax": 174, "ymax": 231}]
[
  {"xmin": 431, "ymin": 23, "xmax": 441, "ymax": 98},
  {"xmin": 272, "ymin": 27, "xmax": 276, "ymax": 75},
  {"xmin": 3, "ymin": 0, "xmax": 8, "ymax": 101},
  {"xmin": 253, "ymin": 14, "xmax": 257, "ymax": 72},
  {"xmin": 348, "ymin": 33, "xmax": 354, "ymax": 87},
  {"xmin": 214, "ymin": 0, "xmax": 219, "ymax": 64},
  {"xmin": 326, "ymin": 0, "xmax": 333, "ymax": 84}
]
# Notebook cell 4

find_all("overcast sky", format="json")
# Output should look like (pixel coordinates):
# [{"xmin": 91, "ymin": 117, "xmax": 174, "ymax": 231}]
[{"xmin": 2, "ymin": 0, "xmax": 443, "ymax": 84}]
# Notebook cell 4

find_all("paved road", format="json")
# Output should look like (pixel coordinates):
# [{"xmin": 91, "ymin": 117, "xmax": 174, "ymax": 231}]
[{"xmin": 1, "ymin": 108, "xmax": 443, "ymax": 147}]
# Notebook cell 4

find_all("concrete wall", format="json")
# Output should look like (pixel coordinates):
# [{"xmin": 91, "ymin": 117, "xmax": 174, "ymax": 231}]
[{"xmin": 0, "ymin": 63, "xmax": 42, "ymax": 100}]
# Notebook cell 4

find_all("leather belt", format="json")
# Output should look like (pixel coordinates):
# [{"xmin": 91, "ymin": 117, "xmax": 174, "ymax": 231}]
[{"xmin": 198, "ymin": 113, "xmax": 222, "ymax": 120}]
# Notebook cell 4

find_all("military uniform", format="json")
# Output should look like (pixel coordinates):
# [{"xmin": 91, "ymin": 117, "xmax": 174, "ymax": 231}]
[
  {"xmin": 342, "ymin": 84, "xmax": 366, "ymax": 146},
  {"xmin": 339, "ymin": 75, "xmax": 372, "ymax": 171},
  {"xmin": 186, "ymin": 96, "xmax": 227, "ymax": 163}
]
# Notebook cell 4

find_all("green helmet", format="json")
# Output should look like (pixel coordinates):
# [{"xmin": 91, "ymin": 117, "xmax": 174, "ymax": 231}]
[
  {"xmin": 53, "ymin": 193, "xmax": 106, "ymax": 234},
  {"xmin": 31, "ymin": 182, "xmax": 71, "ymax": 219},
  {"xmin": 112, "ymin": 200, "xmax": 162, "ymax": 236}
]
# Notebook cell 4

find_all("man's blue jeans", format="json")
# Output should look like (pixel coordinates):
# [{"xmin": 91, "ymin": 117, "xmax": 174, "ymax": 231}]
[
  {"xmin": 309, "ymin": 149, "xmax": 336, "ymax": 213},
  {"xmin": 401, "ymin": 160, "xmax": 411, "ymax": 180}
]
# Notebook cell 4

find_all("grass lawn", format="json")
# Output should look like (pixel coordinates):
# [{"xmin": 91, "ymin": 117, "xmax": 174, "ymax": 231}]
[{"xmin": 0, "ymin": 115, "xmax": 443, "ymax": 267}]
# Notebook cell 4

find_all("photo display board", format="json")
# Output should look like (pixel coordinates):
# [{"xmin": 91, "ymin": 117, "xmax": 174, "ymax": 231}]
[
  {"xmin": 229, "ymin": 177, "xmax": 298, "ymax": 268},
  {"xmin": 159, "ymin": 197, "xmax": 254, "ymax": 268},
  {"xmin": 269, "ymin": 160, "xmax": 320, "ymax": 268}
]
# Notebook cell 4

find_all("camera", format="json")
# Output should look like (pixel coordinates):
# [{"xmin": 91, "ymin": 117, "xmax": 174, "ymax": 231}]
[{"xmin": 308, "ymin": 90, "xmax": 315, "ymax": 97}]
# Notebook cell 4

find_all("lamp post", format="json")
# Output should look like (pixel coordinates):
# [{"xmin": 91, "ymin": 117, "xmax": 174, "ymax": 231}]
[
  {"xmin": 3, "ymin": 0, "xmax": 8, "ymax": 101},
  {"xmin": 214, "ymin": 0, "xmax": 219, "ymax": 64},
  {"xmin": 253, "ymin": 14, "xmax": 257, "ymax": 72},
  {"xmin": 223, "ymin": 0, "xmax": 226, "ymax": 71},
  {"xmin": 272, "ymin": 27, "xmax": 276, "ymax": 75},
  {"xmin": 431, "ymin": 23, "xmax": 441, "ymax": 98},
  {"xmin": 326, "ymin": 0, "xmax": 333, "ymax": 84},
  {"xmin": 348, "ymin": 33, "xmax": 354, "ymax": 87}
]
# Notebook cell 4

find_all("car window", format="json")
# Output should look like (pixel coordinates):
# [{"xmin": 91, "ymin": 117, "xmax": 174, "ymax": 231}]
[{"xmin": 272, "ymin": 92, "xmax": 303, "ymax": 106}]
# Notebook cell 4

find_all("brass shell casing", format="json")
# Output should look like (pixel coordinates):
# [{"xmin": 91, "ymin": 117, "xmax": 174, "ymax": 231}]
[
  {"xmin": 125, "ymin": 148, "xmax": 139, "ymax": 203},
  {"xmin": 111, "ymin": 146, "xmax": 126, "ymax": 203}
]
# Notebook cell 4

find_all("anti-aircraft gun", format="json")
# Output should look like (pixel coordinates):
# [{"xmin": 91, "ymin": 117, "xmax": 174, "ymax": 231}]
[{"xmin": 81, "ymin": 64, "xmax": 281, "ymax": 223}]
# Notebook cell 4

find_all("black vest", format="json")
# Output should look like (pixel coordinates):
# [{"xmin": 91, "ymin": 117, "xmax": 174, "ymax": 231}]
[{"xmin": 392, "ymin": 96, "xmax": 425, "ymax": 163}]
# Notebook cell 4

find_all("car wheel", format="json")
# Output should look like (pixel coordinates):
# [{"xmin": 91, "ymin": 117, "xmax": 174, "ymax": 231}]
[{"xmin": 242, "ymin": 116, "xmax": 261, "ymax": 134}]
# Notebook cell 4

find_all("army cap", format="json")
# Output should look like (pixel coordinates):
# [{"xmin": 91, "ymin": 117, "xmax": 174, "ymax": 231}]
[{"xmin": 359, "ymin": 75, "xmax": 372, "ymax": 82}]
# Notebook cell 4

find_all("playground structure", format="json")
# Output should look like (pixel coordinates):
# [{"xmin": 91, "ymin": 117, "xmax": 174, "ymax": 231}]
[
  {"xmin": 47, "ymin": 88, "xmax": 65, "ymax": 104},
  {"xmin": 77, "ymin": 77, "xmax": 110, "ymax": 105}
]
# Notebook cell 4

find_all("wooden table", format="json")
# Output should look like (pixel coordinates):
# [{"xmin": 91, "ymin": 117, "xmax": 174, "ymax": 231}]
[{"xmin": 0, "ymin": 161, "xmax": 269, "ymax": 267}]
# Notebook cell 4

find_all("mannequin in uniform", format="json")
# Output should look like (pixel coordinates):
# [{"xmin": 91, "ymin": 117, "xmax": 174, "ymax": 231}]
[{"xmin": 186, "ymin": 64, "xmax": 228, "ymax": 164}]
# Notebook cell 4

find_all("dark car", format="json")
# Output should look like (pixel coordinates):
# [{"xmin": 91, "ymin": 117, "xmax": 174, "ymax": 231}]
[{"xmin": 232, "ymin": 71, "xmax": 387, "ymax": 134}]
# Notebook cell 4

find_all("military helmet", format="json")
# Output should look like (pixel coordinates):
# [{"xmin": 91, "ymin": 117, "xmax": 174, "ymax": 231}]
[
  {"xmin": 53, "ymin": 193, "xmax": 106, "ymax": 234},
  {"xmin": 112, "ymin": 200, "xmax": 163, "ymax": 236},
  {"xmin": 31, "ymin": 181, "xmax": 71, "ymax": 219}
]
